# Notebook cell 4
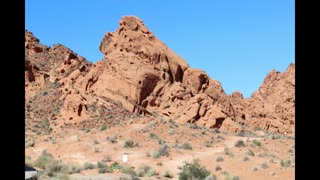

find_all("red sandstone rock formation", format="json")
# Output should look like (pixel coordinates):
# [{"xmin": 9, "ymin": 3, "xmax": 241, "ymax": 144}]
[{"xmin": 25, "ymin": 16, "xmax": 294, "ymax": 135}]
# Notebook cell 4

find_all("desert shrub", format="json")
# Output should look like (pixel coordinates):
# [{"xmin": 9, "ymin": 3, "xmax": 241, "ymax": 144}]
[
  {"xmin": 253, "ymin": 126, "xmax": 262, "ymax": 131},
  {"xmin": 100, "ymin": 124, "xmax": 107, "ymax": 131},
  {"xmin": 243, "ymin": 156, "xmax": 250, "ymax": 161},
  {"xmin": 83, "ymin": 162, "xmax": 95, "ymax": 170},
  {"xmin": 149, "ymin": 133, "xmax": 158, "ymax": 139},
  {"xmin": 103, "ymin": 155, "xmax": 112, "ymax": 162},
  {"xmin": 204, "ymin": 141, "xmax": 213, "ymax": 147},
  {"xmin": 181, "ymin": 142, "xmax": 192, "ymax": 150},
  {"xmin": 216, "ymin": 156, "xmax": 224, "ymax": 162},
  {"xmin": 224, "ymin": 147, "xmax": 234, "ymax": 157},
  {"xmin": 235, "ymin": 140, "xmax": 246, "ymax": 148},
  {"xmin": 138, "ymin": 128, "xmax": 149, "ymax": 133},
  {"xmin": 92, "ymin": 146, "xmax": 99, "ymax": 153},
  {"xmin": 106, "ymin": 135, "xmax": 118, "ymax": 143},
  {"xmin": 270, "ymin": 133, "xmax": 282, "ymax": 140},
  {"xmin": 108, "ymin": 162, "xmax": 122, "ymax": 172},
  {"xmin": 232, "ymin": 176, "xmax": 240, "ymax": 180},
  {"xmin": 211, "ymin": 128, "xmax": 220, "ymax": 133},
  {"xmin": 178, "ymin": 159, "xmax": 211, "ymax": 180},
  {"xmin": 151, "ymin": 151, "xmax": 160, "ymax": 159},
  {"xmin": 252, "ymin": 166, "xmax": 258, "ymax": 171},
  {"xmin": 25, "ymin": 156, "xmax": 34, "ymax": 167},
  {"xmin": 137, "ymin": 164, "xmax": 156, "ymax": 177},
  {"xmin": 162, "ymin": 170, "xmax": 173, "ymax": 178},
  {"xmin": 121, "ymin": 165, "xmax": 139, "ymax": 178},
  {"xmin": 281, "ymin": 159, "xmax": 292, "ymax": 167},
  {"xmin": 261, "ymin": 162, "xmax": 269, "ymax": 169},
  {"xmin": 215, "ymin": 165, "xmax": 222, "ymax": 171},
  {"xmin": 25, "ymin": 138, "xmax": 35, "ymax": 148},
  {"xmin": 158, "ymin": 139, "xmax": 166, "ymax": 145},
  {"xmin": 69, "ymin": 165, "xmax": 82, "ymax": 174},
  {"xmin": 246, "ymin": 149, "xmax": 255, "ymax": 156},
  {"xmin": 251, "ymin": 139, "xmax": 262, "ymax": 147},
  {"xmin": 98, "ymin": 167, "xmax": 108, "ymax": 173},
  {"xmin": 217, "ymin": 135, "xmax": 225, "ymax": 140},
  {"xmin": 269, "ymin": 158, "xmax": 275, "ymax": 164},
  {"xmin": 169, "ymin": 129, "xmax": 175, "ymax": 135},
  {"xmin": 200, "ymin": 129, "xmax": 207, "ymax": 135},
  {"xmin": 123, "ymin": 139, "xmax": 135, "ymax": 148},
  {"xmin": 148, "ymin": 121, "xmax": 155, "ymax": 128},
  {"xmin": 97, "ymin": 161, "xmax": 106, "ymax": 168},
  {"xmin": 152, "ymin": 144, "xmax": 169, "ymax": 158},
  {"xmin": 44, "ymin": 159, "xmax": 69, "ymax": 177},
  {"xmin": 205, "ymin": 174, "xmax": 218, "ymax": 180},
  {"xmin": 258, "ymin": 152, "xmax": 276, "ymax": 158},
  {"xmin": 93, "ymin": 139, "xmax": 100, "ymax": 144},
  {"xmin": 236, "ymin": 130, "xmax": 258, "ymax": 137},
  {"xmin": 34, "ymin": 150, "xmax": 54, "ymax": 169}
]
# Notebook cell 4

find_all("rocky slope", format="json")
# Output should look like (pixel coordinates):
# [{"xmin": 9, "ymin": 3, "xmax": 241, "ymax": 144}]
[
  {"xmin": 229, "ymin": 64, "xmax": 295, "ymax": 135},
  {"xmin": 25, "ymin": 16, "xmax": 295, "ymax": 135}
]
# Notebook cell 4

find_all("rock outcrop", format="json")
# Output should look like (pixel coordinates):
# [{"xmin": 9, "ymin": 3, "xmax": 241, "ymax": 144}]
[
  {"xmin": 229, "ymin": 64, "xmax": 295, "ymax": 135},
  {"xmin": 75, "ymin": 16, "xmax": 234, "ymax": 129},
  {"xmin": 25, "ymin": 16, "xmax": 294, "ymax": 135}
]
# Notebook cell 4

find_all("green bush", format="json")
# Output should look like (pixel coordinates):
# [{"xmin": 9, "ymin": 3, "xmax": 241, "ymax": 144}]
[
  {"xmin": 83, "ymin": 162, "xmax": 95, "ymax": 170},
  {"xmin": 246, "ymin": 149, "xmax": 255, "ymax": 156},
  {"xmin": 25, "ymin": 138, "xmax": 35, "ymax": 148},
  {"xmin": 251, "ymin": 139, "xmax": 262, "ymax": 147},
  {"xmin": 217, "ymin": 135, "xmax": 225, "ymax": 140},
  {"xmin": 100, "ymin": 124, "xmax": 107, "ymax": 131},
  {"xmin": 35, "ymin": 150, "xmax": 71, "ymax": 178},
  {"xmin": 149, "ymin": 133, "xmax": 158, "ymax": 139},
  {"xmin": 158, "ymin": 139, "xmax": 166, "ymax": 145},
  {"xmin": 98, "ymin": 167, "xmax": 108, "ymax": 173},
  {"xmin": 281, "ymin": 159, "xmax": 292, "ymax": 167},
  {"xmin": 204, "ymin": 140, "xmax": 213, "ymax": 147},
  {"xmin": 234, "ymin": 140, "xmax": 246, "ymax": 148},
  {"xmin": 93, "ymin": 139, "xmax": 100, "ymax": 144},
  {"xmin": 107, "ymin": 162, "xmax": 122, "ymax": 172},
  {"xmin": 123, "ymin": 139, "xmax": 135, "ymax": 148},
  {"xmin": 261, "ymin": 162, "xmax": 269, "ymax": 169},
  {"xmin": 211, "ymin": 128, "xmax": 220, "ymax": 133},
  {"xmin": 224, "ymin": 147, "xmax": 234, "ymax": 157},
  {"xmin": 106, "ymin": 136, "xmax": 117, "ymax": 143},
  {"xmin": 97, "ymin": 161, "xmax": 106, "ymax": 168},
  {"xmin": 137, "ymin": 164, "xmax": 156, "ymax": 177},
  {"xmin": 216, "ymin": 156, "xmax": 224, "ymax": 162},
  {"xmin": 243, "ymin": 156, "xmax": 250, "ymax": 161},
  {"xmin": 34, "ymin": 150, "xmax": 54, "ymax": 169},
  {"xmin": 215, "ymin": 165, "xmax": 222, "ymax": 171},
  {"xmin": 181, "ymin": 143, "xmax": 192, "ymax": 150},
  {"xmin": 162, "ymin": 170, "xmax": 173, "ymax": 178},
  {"xmin": 120, "ymin": 165, "xmax": 139, "ymax": 178},
  {"xmin": 178, "ymin": 159, "xmax": 211, "ymax": 180},
  {"xmin": 169, "ymin": 129, "xmax": 175, "ymax": 135},
  {"xmin": 205, "ymin": 174, "xmax": 218, "ymax": 180},
  {"xmin": 152, "ymin": 144, "xmax": 169, "ymax": 159}
]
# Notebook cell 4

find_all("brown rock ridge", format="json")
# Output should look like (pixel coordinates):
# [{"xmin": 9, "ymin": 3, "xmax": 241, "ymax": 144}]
[
  {"xmin": 229, "ymin": 64, "xmax": 295, "ymax": 135},
  {"xmin": 75, "ymin": 16, "xmax": 235, "ymax": 129},
  {"xmin": 25, "ymin": 16, "xmax": 294, "ymax": 135}
]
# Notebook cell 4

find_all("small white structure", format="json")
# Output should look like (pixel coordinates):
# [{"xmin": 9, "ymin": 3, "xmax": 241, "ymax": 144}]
[{"xmin": 122, "ymin": 153, "xmax": 128, "ymax": 163}]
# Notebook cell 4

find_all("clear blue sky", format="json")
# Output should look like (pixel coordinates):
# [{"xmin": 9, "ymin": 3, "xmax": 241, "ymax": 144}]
[{"xmin": 26, "ymin": 0, "xmax": 294, "ymax": 98}]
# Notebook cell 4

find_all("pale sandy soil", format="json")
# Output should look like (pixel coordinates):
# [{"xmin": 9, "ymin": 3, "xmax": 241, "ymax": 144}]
[{"xmin": 26, "ymin": 118, "xmax": 295, "ymax": 180}]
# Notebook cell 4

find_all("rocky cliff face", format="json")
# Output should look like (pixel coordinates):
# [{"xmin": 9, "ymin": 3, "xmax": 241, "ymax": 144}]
[
  {"xmin": 25, "ymin": 16, "xmax": 294, "ymax": 135},
  {"xmin": 229, "ymin": 64, "xmax": 295, "ymax": 135}
]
